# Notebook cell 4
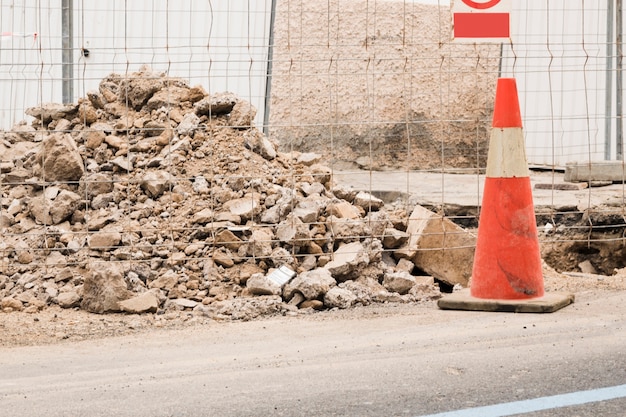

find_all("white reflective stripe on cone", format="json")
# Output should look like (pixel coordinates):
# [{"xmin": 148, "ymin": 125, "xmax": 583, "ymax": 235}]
[{"xmin": 485, "ymin": 127, "xmax": 529, "ymax": 178}]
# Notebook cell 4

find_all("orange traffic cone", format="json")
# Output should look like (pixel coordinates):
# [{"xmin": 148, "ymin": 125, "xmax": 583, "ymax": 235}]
[
  {"xmin": 438, "ymin": 78, "xmax": 574, "ymax": 313},
  {"xmin": 471, "ymin": 78, "xmax": 544, "ymax": 300}
]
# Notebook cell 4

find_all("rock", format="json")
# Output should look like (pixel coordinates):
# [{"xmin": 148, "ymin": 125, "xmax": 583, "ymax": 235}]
[
  {"xmin": 275, "ymin": 213, "xmax": 311, "ymax": 249},
  {"xmin": 192, "ymin": 208, "xmax": 215, "ymax": 224},
  {"xmin": 246, "ymin": 228, "xmax": 274, "ymax": 258},
  {"xmin": 192, "ymin": 176, "xmax": 210, "ymax": 194},
  {"xmin": 297, "ymin": 152, "xmax": 323, "ymax": 166},
  {"xmin": 300, "ymin": 182, "xmax": 326, "ymax": 197},
  {"xmin": 26, "ymin": 103, "xmax": 77, "ymax": 124},
  {"xmin": 146, "ymin": 85, "xmax": 193, "ymax": 111},
  {"xmin": 3, "ymin": 168, "xmax": 31, "ymax": 185},
  {"xmin": 29, "ymin": 190, "xmax": 78, "ymax": 226},
  {"xmin": 324, "ymin": 287, "xmax": 357, "ymax": 309},
  {"xmin": 395, "ymin": 258, "xmax": 416, "ymax": 274},
  {"xmin": 395, "ymin": 205, "xmax": 476, "ymax": 287},
  {"xmin": 148, "ymin": 270, "xmax": 179, "ymax": 291},
  {"xmin": 212, "ymin": 249, "xmax": 235, "ymax": 268},
  {"xmin": 578, "ymin": 260, "xmax": 598, "ymax": 274},
  {"xmin": 326, "ymin": 216, "xmax": 369, "ymax": 242},
  {"xmin": 223, "ymin": 195, "xmax": 260, "ymax": 221},
  {"xmin": 49, "ymin": 190, "xmax": 81, "ymax": 224},
  {"xmin": 77, "ymin": 100, "xmax": 98, "ymax": 124},
  {"xmin": 111, "ymin": 156, "xmax": 133, "ymax": 171},
  {"xmin": 366, "ymin": 211, "xmax": 391, "ymax": 237},
  {"xmin": 81, "ymin": 264, "xmax": 132, "ymax": 313},
  {"xmin": 118, "ymin": 68, "xmax": 164, "ymax": 110},
  {"xmin": 229, "ymin": 100, "xmax": 257, "ymax": 128},
  {"xmin": 1, "ymin": 297, "xmax": 24, "ymax": 312},
  {"xmin": 243, "ymin": 130, "xmax": 276, "ymax": 160},
  {"xmin": 283, "ymin": 268, "xmax": 336, "ymax": 301},
  {"xmin": 194, "ymin": 92, "xmax": 238, "ymax": 115},
  {"xmin": 214, "ymin": 229, "xmax": 244, "ymax": 251},
  {"xmin": 299, "ymin": 299, "xmax": 324, "ymax": 310},
  {"xmin": 246, "ymin": 273, "xmax": 282, "ymax": 296},
  {"xmin": 382, "ymin": 228, "xmax": 409, "ymax": 249},
  {"xmin": 57, "ymin": 291, "xmax": 81, "ymax": 308},
  {"xmin": 104, "ymin": 135, "xmax": 126, "ymax": 150},
  {"xmin": 353, "ymin": 191, "xmax": 384, "ymax": 211},
  {"xmin": 140, "ymin": 171, "xmax": 172, "ymax": 198},
  {"xmin": 170, "ymin": 298, "xmax": 198, "ymax": 310},
  {"xmin": 372, "ymin": 291, "xmax": 405, "ymax": 303},
  {"xmin": 119, "ymin": 291, "xmax": 160, "ymax": 314},
  {"xmin": 88, "ymin": 231, "xmax": 122, "ymax": 250},
  {"xmin": 383, "ymin": 271, "xmax": 416, "ymax": 295},
  {"xmin": 81, "ymin": 173, "xmax": 114, "ymax": 199},
  {"xmin": 36, "ymin": 133, "xmax": 84, "ymax": 182},
  {"xmin": 326, "ymin": 201, "xmax": 362, "ymax": 219},
  {"xmin": 292, "ymin": 200, "xmax": 321, "ymax": 223},
  {"xmin": 325, "ymin": 242, "xmax": 370, "ymax": 280}
]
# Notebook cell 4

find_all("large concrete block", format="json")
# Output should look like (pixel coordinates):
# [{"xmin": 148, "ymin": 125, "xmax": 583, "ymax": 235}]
[{"xmin": 395, "ymin": 205, "xmax": 475, "ymax": 287}]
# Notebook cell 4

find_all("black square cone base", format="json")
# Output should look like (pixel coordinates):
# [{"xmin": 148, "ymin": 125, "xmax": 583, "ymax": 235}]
[{"xmin": 437, "ymin": 290, "xmax": 575, "ymax": 313}]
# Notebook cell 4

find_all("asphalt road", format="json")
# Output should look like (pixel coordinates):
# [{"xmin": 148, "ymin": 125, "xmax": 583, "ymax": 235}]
[{"xmin": 1, "ymin": 290, "xmax": 625, "ymax": 417}]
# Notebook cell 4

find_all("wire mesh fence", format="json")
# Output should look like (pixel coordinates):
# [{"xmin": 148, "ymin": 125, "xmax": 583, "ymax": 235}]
[{"xmin": 1, "ymin": 0, "xmax": 625, "ymax": 314}]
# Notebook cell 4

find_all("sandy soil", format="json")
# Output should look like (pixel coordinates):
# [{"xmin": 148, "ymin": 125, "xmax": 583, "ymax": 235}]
[{"xmin": 269, "ymin": 0, "xmax": 500, "ymax": 171}]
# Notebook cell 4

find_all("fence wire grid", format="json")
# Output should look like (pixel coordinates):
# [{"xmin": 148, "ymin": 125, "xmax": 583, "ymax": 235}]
[{"xmin": 1, "ymin": 0, "xmax": 626, "ymax": 310}]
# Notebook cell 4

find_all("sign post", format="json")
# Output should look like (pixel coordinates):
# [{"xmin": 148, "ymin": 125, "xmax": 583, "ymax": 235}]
[{"xmin": 452, "ymin": 0, "xmax": 511, "ymax": 42}]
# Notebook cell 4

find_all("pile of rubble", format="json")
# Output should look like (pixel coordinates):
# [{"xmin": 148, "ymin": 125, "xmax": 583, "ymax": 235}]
[{"xmin": 0, "ymin": 67, "xmax": 473, "ymax": 319}]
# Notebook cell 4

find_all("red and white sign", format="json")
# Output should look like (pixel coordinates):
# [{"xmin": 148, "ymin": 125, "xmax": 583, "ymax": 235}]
[{"xmin": 452, "ymin": 0, "xmax": 511, "ymax": 42}]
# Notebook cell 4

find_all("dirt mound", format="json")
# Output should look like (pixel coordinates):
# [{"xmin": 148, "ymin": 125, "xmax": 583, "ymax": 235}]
[
  {"xmin": 268, "ymin": 1, "xmax": 499, "ymax": 171},
  {"xmin": 1, "ymin": 67, "xmax": 442, "ymax": 319}
]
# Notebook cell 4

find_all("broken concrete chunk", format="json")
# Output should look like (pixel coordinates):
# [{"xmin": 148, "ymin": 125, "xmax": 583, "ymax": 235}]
[
  {"xmin": 352, "ymin": 191, "xmax": 384, "ymax": 212},
  {"xmin": 229, "ymin": 100, "xmax": 257, "ymax": 128},
  {"xmin": 283, "ymin": 268, "xmax": 336, "ymax": 301},
  {"xmin": 246, "ymin": 228, "xmax": 275, "ymax": 258},
  {"xmin": 140, "ymin": 170, "xmax": 172, "ymax": 198},
  {"xmin": 223, "ymin": 195, "xmax": 261, "ymax": 221},
  {"xmin": 148, "ymin": 270, "xmax": 179, "ymax": 291},
  {"xmin": 192, "ymin": 208, "xmax": 215, "ymax": 224},
  {"xmin": 383, "ymin": 271, "xmax": 416, "ymax": 295},
  {"xmin": 214, "ymin": 229, "xmax": 244, "ymax": 251},
  {"xmin": 177, "ymin": 112, "xmax": 200, "ymax": 136},
  {"xmin": 194, "ymin": 92, "xmax": 238, "ymax": 116},
  {"xmin": 36, "ymin": 133, "xmax": 84, "ymax": 182},
  {"xmin": 246, "ymin": 273, "xmax": 282, "ymax": 296},
  {"xmin": 396, "ymin": 205, "xmax": 475, "ymax": 287},
  {"xmin": 326, "ymin": 201, "xmax": 362, "ymax": 219},
  {"xmin": 243, "ymin": 130, "xmax": 277, "ymax": 160},
  {"xmin": 57, "ymin": 291, "xmax": 82, "ymax": 309},
  {"xmin": 119, "ymin": 290, "xmax": 160, "ymax": 314},
  {"xmin": 325, "ymin": 241, "xmax": 370, "ymax": 280},
  {"xmin": 324, "ymin": 287, "xmax": 357, "ymax": 309},
  {"xmin": 382, "ymin": 227, "xmax": 410, "ymax": 249},
  {"xmin": 88, "ymin": 230, "xmax": 122, "ymax": 250},
  {"xmin": 26, "ymin": 103, "xmax": 78, "ymax": 124},
  {"xmin": 81, "ymin": 264, "xmax": 132, "ymax": 313}
]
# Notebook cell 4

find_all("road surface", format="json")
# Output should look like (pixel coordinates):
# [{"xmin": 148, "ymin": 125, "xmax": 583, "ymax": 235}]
[{"xmin": 1, "ymin": 290, "xmax": 625, "ymax": 416}]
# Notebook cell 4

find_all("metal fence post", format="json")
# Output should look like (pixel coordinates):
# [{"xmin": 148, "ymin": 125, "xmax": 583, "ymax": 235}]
[{"xmin": 62, "ymin": 0, "xmax": 74, "ymax": 104}]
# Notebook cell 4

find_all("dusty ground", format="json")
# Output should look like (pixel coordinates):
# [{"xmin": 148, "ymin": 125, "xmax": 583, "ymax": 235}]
[{"xmin": 2, "ymin": 266, "xmax": 625, "ymax": 348}]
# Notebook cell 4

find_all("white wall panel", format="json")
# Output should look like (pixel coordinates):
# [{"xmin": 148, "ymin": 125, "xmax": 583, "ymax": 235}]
[
  {"xmin": 1, "ymin": 0, "xmax": 63, "ymax": 128},
  {"xmin": 0, "ymin": 0, "xmax": 273, "ymax": 129},
  {"xmin": 501, "ymin": 0, "xmax": 610, "ymax": 166}
]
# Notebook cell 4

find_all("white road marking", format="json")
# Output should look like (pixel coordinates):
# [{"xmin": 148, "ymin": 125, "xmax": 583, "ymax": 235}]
[{"xmin": 418, "ymin": 384, "xmax": 626, "ymax": 417}]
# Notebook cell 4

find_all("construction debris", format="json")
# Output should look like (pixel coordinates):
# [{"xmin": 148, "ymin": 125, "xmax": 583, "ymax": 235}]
[{"xmin": 0, "ymin": 67, "xmax": 450, "ymax": 319}]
